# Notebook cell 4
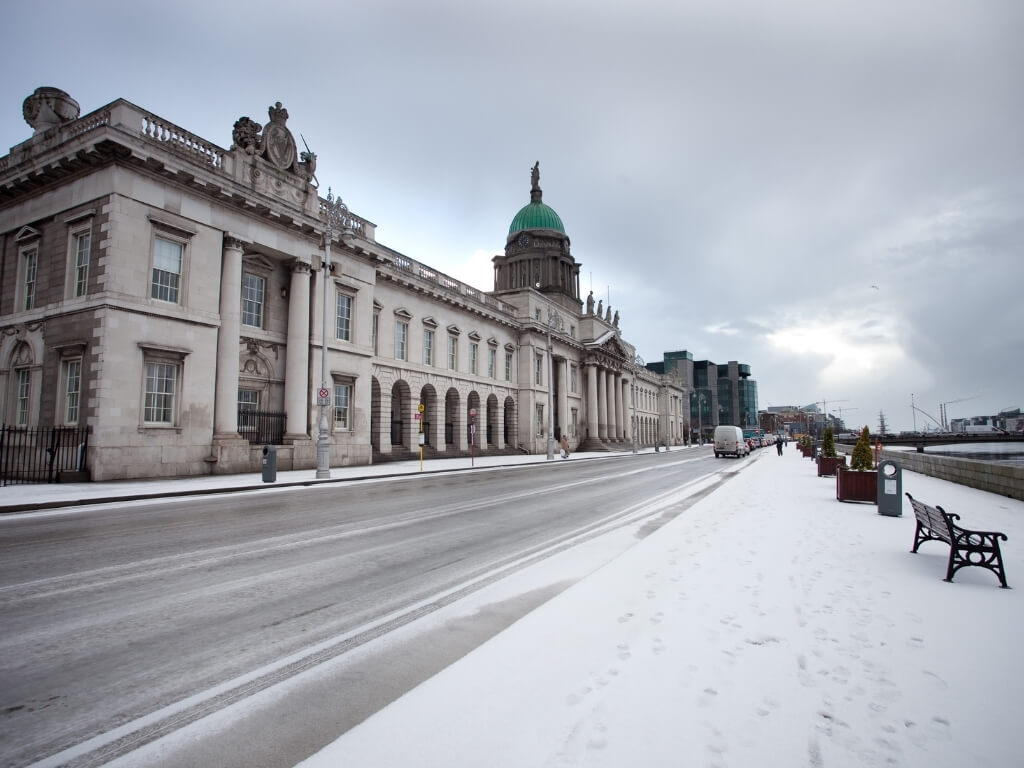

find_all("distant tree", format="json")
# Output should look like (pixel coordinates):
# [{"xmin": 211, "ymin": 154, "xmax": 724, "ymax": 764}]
[
  {"xmin": 851, "ymin": 425, "xmax": 874, "ymax": 470},
  {"xmin": 822, "ymin": 426, "xmax": 837, "ymax": 458}
]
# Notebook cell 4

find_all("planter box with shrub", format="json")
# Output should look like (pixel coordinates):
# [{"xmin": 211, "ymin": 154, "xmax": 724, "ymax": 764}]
[
  {"xmin": 836, "ymin": 465, "xmax": 876, "ymax": 503},
  {"xmin": 817, "ymin": 455, "xmax": 847, "ymax": 477}
]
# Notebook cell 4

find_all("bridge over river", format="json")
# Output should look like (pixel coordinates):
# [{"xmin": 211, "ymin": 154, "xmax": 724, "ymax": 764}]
[{"xmin": 839, "ymin": 433, "xmax": 1024, "ymax": 453}]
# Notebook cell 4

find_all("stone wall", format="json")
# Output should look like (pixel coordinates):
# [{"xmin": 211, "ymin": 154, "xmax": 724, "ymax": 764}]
[{"xmin": 870, "ymin": 447, "xmax": 1024, "ymax": 502}]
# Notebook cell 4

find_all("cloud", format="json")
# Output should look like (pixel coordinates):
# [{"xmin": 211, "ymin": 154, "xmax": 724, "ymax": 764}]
[{"xmin": 2, "ymin": 0, "xmax": 1021, "ymax": 431}]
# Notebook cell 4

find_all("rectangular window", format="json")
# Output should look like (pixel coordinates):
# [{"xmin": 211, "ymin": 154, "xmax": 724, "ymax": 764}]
[
  {"xmin": 505, "ymin": 351, "xmax": 512, "ymax": 381},
  {"xmin": 395, "ymin": 321, "xmax": 408, "ymax": 360},
  {"xmin": 570, "ymin": 364, "xmax": 578, "ymax": 393},
  {"xmin": 73, "ymin": 231, "xmax": 91, "ymax": 297},
  {"xmin": 336, "ymin": 292, "xmax": 352, "ymax": 341},
  {"xmin": 63, "ymin": 359, "xmax": 82, "ymax": 425},
  {"xmin": 372, "ymin": 312, "xmax": 379, "ymax": 355},
  {"xmin": 334, "ymin": 382, "xmax": 351, "ymax": 430},
  {"xmin": 571, "ymin": 407, "xmax": 579, "ymax": 437},
  {"xmin": 535, "ymin": 355, "xmax": 544, "ymax": 385},
  {"xmin": 470, "ymin": 343, "xmax": 478, "ymax": 375},
  {"xmin": 448, "ymin": 336, "xmax": 458, "ymax": 370},
  {"xmin": 144, "ymin": 361, "xmax": 178, "ymax": 424},
  {"xmin": 241, "ymin": 273, "xmax": 265, "ymax": 328},
  {"xmin": 536, "ymin": 403, "xmax": 544, "ymax": 436},
  {"xmin": 423, "ymin": 329, "xmax": 434, "ymax": 366},
  {"xmin": 238, "ymin": 389, "xmax": 260, "ymax": 434},
  {"xmin": 23, "ymin": 249, "xmax": 37, "ymax": 310},
  {"xmin": 15, "ymin": 369, "xmax": 30, "ymax": 426},
  {"xmin": 488, "ymin": 348, "xmax": 496, "ymax": 378},
  {"xmin": 238, "ymin": 389, "xmax": 260, "ymax": 410},
  {"xmin": 152, "ymin": 237, "xmax": 183, "ymax": 303}
]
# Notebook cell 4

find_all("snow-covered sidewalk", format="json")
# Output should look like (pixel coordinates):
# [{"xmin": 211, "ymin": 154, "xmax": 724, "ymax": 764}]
[{"xmin": 298, "ymin": 448, "xmax": 1023, "ymax": 768}]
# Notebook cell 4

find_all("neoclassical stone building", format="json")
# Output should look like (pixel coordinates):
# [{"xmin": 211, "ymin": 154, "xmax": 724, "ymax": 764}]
[{"xmin": 0, "ymin": 88, "xmax": 687, "ymax": 481}]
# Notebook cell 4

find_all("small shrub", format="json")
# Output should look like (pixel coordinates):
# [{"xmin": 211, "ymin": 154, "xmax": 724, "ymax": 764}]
[
  {"xmin": 850, "ymin": 425, "xmax": 874, "ymax": 470},
  {"xmin": 822, "ymin": 427, "xmax": 837, "ymax": 458}
]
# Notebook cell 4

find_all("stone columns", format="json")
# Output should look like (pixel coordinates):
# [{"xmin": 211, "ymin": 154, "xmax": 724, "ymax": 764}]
[
  {"xmin": 586, "ymin": 364, "xmax": 598, "ymax": 441},
  {"xmin": 376, "ymin": 391, "xmax": 392, "ymax": 456},
  {"xmin": 597, "ymin": 368, "xmax": 608, "ymax": 440},
  {"xmin": 430, "ymin": 399, "xmax": 445, "ymax": 451},
  {"xmin": 613, "ymin": 373, "xmax": 624, "ymax": 441},
  {"xmin": 495, "ymin": 398, "xmax": 505, "ymax": 450},
  {"xmin": 284, "ymin": 261, "xmax": 311, "ymax": 438},
  {"xmin": 557, "ymin": 359, "xmax": 569, "ymax": 440},
  {"xmin": 214, "ymin": 236, "xmax": 243, "ymax": 436},
  {"xmin": 602, "ymin": 370, "xmax": 612, "ymax": 440},
  {"xmin": 456, "ymin": 401, "xmax": 469, "ymax": 452},
  {"xmin": 622, "ymin": 376, "xmax": 630, "ymax": 442}
]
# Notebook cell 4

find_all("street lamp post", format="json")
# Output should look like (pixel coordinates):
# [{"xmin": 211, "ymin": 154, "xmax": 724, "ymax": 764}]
[
  {"xmin": 631, "ymin": 354, "xmax": 645, "ymax": 454},
  {"xmin": 690, "ymin": 389, "xmax": 709, "ymax": 446},
  {"xmin": 545, "ymin": 307, "xmax": 564, "ymax": 461},
  {"xmin": 316, "ymin": 188, "xmax": 351, "ymax": 479}
]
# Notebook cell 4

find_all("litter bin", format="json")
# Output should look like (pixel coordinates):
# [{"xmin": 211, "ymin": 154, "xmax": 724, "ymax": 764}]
[
  {"xmin": 877, "ymin": 459, "xmax": 902, "ymax": 516},
  {"xmin": 262, "ymin": 444, "xmax": 277, "ymax": 483}
]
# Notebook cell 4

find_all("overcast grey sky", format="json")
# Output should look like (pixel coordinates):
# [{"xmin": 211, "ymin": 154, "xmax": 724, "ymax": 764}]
[{"xmin": 4, "ymin": 0, "xmax": 1022, "ymax": 431}]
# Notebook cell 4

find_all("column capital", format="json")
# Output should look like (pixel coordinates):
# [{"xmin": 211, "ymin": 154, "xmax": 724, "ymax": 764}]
[
  {"xmin": 223, "ymin": 234, "xmax": 246, "ymax": 252},
  {"xmin": 290, "ymin": 259, "xmax": 312, "ymax": 275}
]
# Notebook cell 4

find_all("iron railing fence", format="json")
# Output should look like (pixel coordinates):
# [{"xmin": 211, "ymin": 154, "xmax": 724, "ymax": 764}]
[
  {"xmin": 0, "ymin": 425, "xmax": 90, "ymax": 485},
  {"xmin": 238, "ymin": 408, "xmax": 286, "ymax": 446}
]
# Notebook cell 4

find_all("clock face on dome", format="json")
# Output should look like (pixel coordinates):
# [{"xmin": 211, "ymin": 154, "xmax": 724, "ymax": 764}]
[{"xmin": 518, "ymin": 234, "xmax": 529, "ymax": 246}]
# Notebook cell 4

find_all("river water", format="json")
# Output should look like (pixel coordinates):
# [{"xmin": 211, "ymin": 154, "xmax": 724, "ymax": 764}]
[{"xmin": 923, "ymin": 442, "xmax": 1024, "ymax": 467}]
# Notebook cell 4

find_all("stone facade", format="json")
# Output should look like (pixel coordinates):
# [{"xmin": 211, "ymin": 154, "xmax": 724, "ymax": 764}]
[{"xmin": 0, "ymin": 89, "xmax": 686, "ymax": 481}]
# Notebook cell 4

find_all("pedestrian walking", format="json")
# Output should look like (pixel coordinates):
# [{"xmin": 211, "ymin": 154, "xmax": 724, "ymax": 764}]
[
  {"xmin": 776, "ymin": 438, "xmax": 784, "ymax": 456},
  {"xmin": 560, "ymin": 435, "xmax": 570, "ymax": 459}
]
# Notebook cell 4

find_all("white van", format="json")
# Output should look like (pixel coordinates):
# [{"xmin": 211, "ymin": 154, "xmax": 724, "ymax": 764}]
[{"xmin": 713, "ymin": 425, "xmax": 748, "ymax": 458}]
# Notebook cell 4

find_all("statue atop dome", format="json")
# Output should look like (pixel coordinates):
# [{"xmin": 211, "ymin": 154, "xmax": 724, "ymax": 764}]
[{"xmin": 530, "ymin": 161, "xmax": 542, "ymax": 203}]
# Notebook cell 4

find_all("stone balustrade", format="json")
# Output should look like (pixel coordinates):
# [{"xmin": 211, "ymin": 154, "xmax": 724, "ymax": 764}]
[
  {"xmin": 387, "ymin": 253, "xmax": 515, "ymax": 316},
  {"xmin": 140, "ymin": 113, "xmax": 225, "ymax": 168}
]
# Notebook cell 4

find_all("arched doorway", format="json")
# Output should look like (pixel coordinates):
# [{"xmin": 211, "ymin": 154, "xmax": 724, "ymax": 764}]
[
  {"xmin": 467, "ymin": 391, "xmax": 481, "ymax": 453},
  {"xmin": 418, "ymin": 384, "xmax": 438, "ymax": 447},
  {"xmin": 390, "ymin": 379, "xmax": 412, "ymax": 451}
]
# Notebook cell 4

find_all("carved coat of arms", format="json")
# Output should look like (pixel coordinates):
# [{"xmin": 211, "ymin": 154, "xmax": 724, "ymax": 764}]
[{"xmin": 231, "ymin": 102, "xmax": 316, "ymax": 183}]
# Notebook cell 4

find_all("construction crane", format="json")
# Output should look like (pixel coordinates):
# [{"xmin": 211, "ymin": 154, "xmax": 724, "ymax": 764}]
[
  {"xmin": 811, "ymin": 399, "xmax": 848, "ymax": 436},
  {"xmin": 940, "ymin": 395, "xmax": 978, "ymax": 431},
  {"xmin": 830, "ymin": 406, "xmax": 858, "ymax": 431}
]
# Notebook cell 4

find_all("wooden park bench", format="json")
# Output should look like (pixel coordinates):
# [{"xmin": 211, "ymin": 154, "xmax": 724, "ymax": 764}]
[{"xmin": 906, "ymin": 493, "xmax": 1010, "ymax": 588}]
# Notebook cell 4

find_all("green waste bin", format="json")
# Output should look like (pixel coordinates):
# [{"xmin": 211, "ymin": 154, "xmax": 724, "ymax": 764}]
[
  {"xmin": 877, "ymin": 460, "xmax": 902, "ymax": 516},
  {"xmin": 262, "ymin": 445, "xmax": 277, "ymax": 483}
]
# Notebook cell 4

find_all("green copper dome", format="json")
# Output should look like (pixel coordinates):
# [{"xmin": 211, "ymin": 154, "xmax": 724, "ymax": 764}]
[{"xmin": 508, "ymin": 200, "xmax": 565, "ymax": 235}]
